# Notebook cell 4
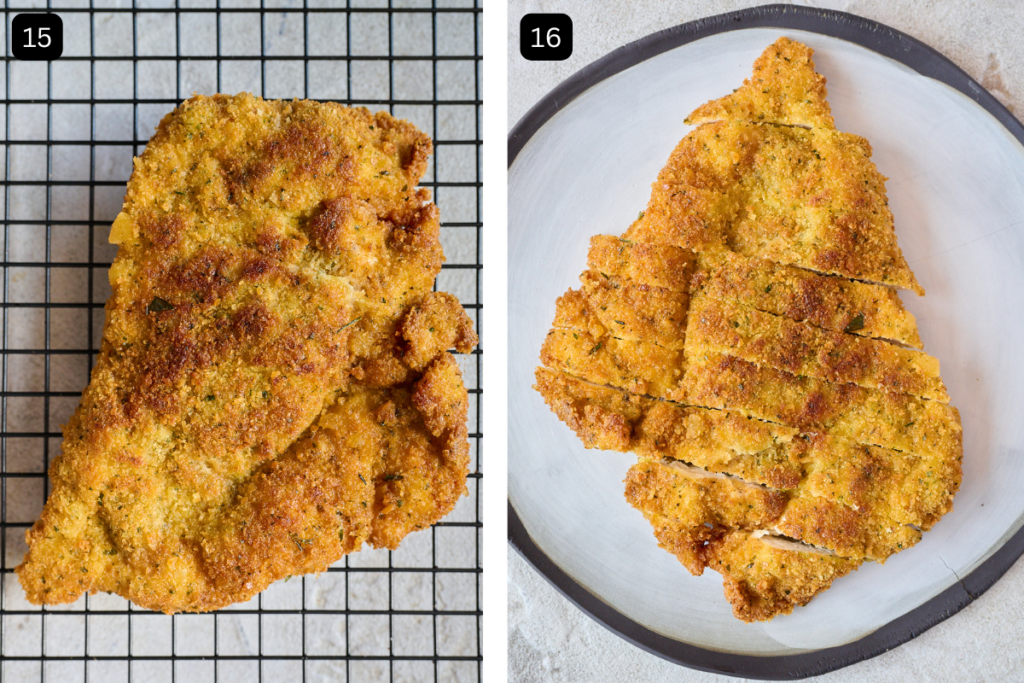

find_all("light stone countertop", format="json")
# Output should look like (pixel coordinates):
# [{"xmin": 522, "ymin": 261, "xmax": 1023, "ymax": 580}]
[{"xmin": 507, "ymin": 1, "xmax": 1024, "ymax": 681}]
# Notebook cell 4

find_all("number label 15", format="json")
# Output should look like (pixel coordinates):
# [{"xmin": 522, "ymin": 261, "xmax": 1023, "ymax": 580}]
[
  {"xmin": 520, "ymin": 13, "xmax": 573, "ymax": 62},
  {"xmin": 12, "ymin": 13, "xmax": 64, "ymax": 61}
]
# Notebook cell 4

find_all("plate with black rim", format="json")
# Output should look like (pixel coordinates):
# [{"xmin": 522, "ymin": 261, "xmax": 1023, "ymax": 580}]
[{"xmin": 508, "ymin": 5, "xmax": 1024, "ymax": 679}]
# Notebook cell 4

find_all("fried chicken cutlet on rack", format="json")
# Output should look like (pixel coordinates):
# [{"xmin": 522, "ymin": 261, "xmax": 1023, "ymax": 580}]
[
  {"xmin": 534, "ymin": 38, "xmax": 962, "ymax": 622},
  {"xmin": 16, "ymin": 94, "xmax": 477, "ymax": 613}
]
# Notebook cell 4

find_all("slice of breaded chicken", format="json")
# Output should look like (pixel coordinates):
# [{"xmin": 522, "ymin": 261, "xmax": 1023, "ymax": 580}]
[
  {"xmin": 550, "ymin": 273, "xmax": 689, "ymax": 349},
  {"xmin": 17, "ymin": 94, "xmax": 477, "ymax": 613},
  {"xmin": 626, "ymin": 120, "xmax": 923, "ymax": 294},
  {"xmin": 540, "ymin": 326, "xmax": 686, "ymax": 402},
  {"xmin": 683, "ymin": 352, "xmax": 961, "ymax": 458},
  {"xmin": 624, "ymin": 459, "xmax": 788, "ymax": 575},
  {"xmin": 533, "ymin": 367, "xmax": 648, "ymax": 452},
  {"xmin": 685, "ymin": 36, "xmax": 835, "ymax": 129},
  {"xmin": 705, "ymin": 531, "xmax": 861, "ymax": 622},
  {"xmin": 586, "ymin": 235, "xmax": 696, "ymax": 291},
  {"xmin": 687, "ymin": 293, "xmax": 947, "ymax": 401},
  {"xmin": 694, "ymin": 252, "xmax": 922, "ymax": 349}
]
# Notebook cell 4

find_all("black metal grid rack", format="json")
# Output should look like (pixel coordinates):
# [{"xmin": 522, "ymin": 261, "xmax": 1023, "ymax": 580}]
[{"xmin": 0, "ymin": 1, "xmax": 482, "ymax": 681}]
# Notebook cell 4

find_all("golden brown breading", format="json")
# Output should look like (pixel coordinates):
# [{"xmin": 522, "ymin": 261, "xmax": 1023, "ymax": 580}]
[
  {"xmin": 586, "ymin": 235, "xmax": 696, "ymax": 291},
  {"xmin": 705, "ymin": 531, "xmax": 861, "ymax": 622},
  {"xmin": 550, "ymin": 277, "xmax": 689, "ymax": 349},
  {"xmin": 696, "ymin": 252, "xmax": 923, "ymax": 349},
  {"xmin": 535, "ymin": 367, "xmax": 959, "ymax": 544},
  {"xmin": 17, "ymin": 94, "xmax": 475, "ymax": 612},
  {"xmin": 399, "ymin": 291, "xmax": 479, "ymax": 372},
  {"xmin": 682, "ymin": 352, "xmax": 961, "ymax": 458},
  {"xmin": 201, "ymin": 355, "xmax": 468, "ymax": 608},
  {"xmin": 534, "ymin": 368, "xmax": 803, "ymax": 489},
  {"xmin": 540, "ymin": 328, "xmax": 686, "ymax": 401},
  {"xmin": 578, "ymin": 271, "xmax": 689, "ymax": 348},
  {"xmin": 551, "ymin": 288, "xmax": 614, "ymax": 340},
  {"xmin": 686, "ymin": 37, "xmax": 835, "ymax": 129},
  {"xmin": 777, "ymin": 489, "xmax": 923, "ymax": 562},
  {"xmin": 369, "ymin": 353, "xmax": 471, "ymax": 550},
  {"xmin": 533, "ymin": 38, "xmax": 962, "ymax": 622},
  {"xmin": 686, "ymin": 293, "xmax": 947, "ymax": 401},
  {"xmin": 796, "ymin": 433, "xmax": 960, "ymax": 533},
  {"xmin": 624, "ymin": 460, "xmax": 788, "ymax": 575},
  {"xmin": 627, "ymin": 120, "xmax": 923, "ymax": 294},
  {"xmin": 634, "ymin": 402, "xmax": 802, "ymax": 490},
  {"xmin": 533, "ymin": 367, "xmax": 647, "ymax": 452}
]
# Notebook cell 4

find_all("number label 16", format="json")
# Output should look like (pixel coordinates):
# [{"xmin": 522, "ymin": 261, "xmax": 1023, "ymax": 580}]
[
  {"xmin": 12, "ymin": 13, "xmax": 64, "ymax": 61},
  {"xmin": 520, "ymin": 14, "xmax": 573, "ymax": 62}
]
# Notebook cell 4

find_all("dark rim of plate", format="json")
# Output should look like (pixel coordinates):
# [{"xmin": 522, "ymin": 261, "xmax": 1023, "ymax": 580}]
[{"xmin": 507, "ymin": 4, "xmax": 1024, "ymax": 680}]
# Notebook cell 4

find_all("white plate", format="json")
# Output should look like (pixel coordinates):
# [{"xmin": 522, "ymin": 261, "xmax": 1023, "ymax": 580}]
[{"xmin": 509, "ymin": 23, "xmax": 1024, "ymax": 659}]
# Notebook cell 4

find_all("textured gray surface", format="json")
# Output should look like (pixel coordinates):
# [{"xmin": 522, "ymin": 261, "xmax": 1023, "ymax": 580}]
[{"xmin": 508, "ymin": 1, "xmax": 1024, "ymax": 680}]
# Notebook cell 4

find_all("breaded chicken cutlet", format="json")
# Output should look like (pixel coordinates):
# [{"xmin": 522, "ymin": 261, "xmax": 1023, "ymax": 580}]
[
  {"xmin": 17, "ymin": 94, "xmax": 477, "ymax": 613},
  {"xmin": 534, "ymin": 38, "xmax": 962, "ymax": 622}
]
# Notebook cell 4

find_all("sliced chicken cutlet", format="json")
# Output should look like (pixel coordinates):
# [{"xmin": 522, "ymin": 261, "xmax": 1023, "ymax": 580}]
[
  {"xmin": 685, "ymin": 36, "xmax": 836, "ymax": 129},
  {"xmin": 626, "ymin": 119, "xmax": 922, "ymax": 294},
  {"xmin": 533, "ymin": 367, "xmax": 648, "ymax": 452},
  {"xmin": 686, "ymin": 293, "xmax": 947, "ymax": 401},
  {"xmin": 682, "ymin": 352, "xmax": 961, "ymax": 458},
  {"xmin": 541, "ymin": 326, "xmax": 685, "ymax": 402},
  {"xmin": 705, "ymin": 531, "xmax": 861, "ymax": 623},
  {"xmin": 586, "ymin": 235, "xmax": 696, "ymax": 291},
  {"xmin": 694, "ymin": 252, "xmax": 922, "ymax": 349},
  {"xmin": 534, "ymin": 37, "xmax": 961, "ymax": 621},
  {"xmin": 624, "ymin": 459, "xmax": 787, "ymax": 575},
  {"xmin": 634, "ymin": 402, "xmax": 802, "ymax": 491},
  {"xmin": 17, "ymin": 94, "xmax": 477, "ymax": 613}
]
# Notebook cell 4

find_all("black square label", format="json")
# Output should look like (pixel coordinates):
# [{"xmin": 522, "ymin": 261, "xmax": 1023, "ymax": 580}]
[
  {"xmin": 520, "ymin": 14, "xmax": 572, "ymax": 62},
  {"xmin": 12, "ymin": 13, "xmax": 64, "ymax": 61}
]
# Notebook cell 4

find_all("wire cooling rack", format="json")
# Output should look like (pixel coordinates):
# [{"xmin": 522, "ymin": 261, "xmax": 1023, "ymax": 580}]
[{"xmin": 0, "ymin": 1, "xmax": 482, "ymax": 681}]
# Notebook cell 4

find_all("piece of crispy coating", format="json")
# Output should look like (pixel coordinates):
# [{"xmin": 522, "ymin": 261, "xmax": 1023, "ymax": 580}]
[
  {"xmin": 793, "ymin": 432, "xmax": 960, "ymax": 534},
  {"xmin": 627, "ymin": 120, "xmax": 923, "ymax": 294},
  {"xmin": 695, "ymin": 252, "xmax": 922, "ymax": 349},
  {"xmin": 540, "ymin": 327, "xmax": 686, "ymax": 402},
  {"xmin": 17, "ymin": 94, "xmax": 475, "ymax": 612},
  {"xmin": 400, "ymin": 291, "xmax": 479, "ymax": 371},
  {"xmin": 705, "ymin": 531, "xmax": 861, "ymax": 622},
  {"xmin": 534, "ymin": 366, "xmax": 802, "ymax": 487},
  {"xmin": 579, "ymin": 271, "xmax": 689, "ymax": 348},
  {"xmin": 777, "ymin": 489, "xmax": 923, "ymax": 562},
  {"xmin": 686, "ymin": 37, "xmax": 836, "ymax": 129},
  {"xmin": 550, "ymin": 276, "xmax": 689, "ymax": 349},
  {"xmin": 200, "ymin": 352, "xmax": 469, "ymax": 608},
  {"xmin": 683, "ymin": 352, "xmax": 962, "ymax": 459},
  {"xmin": 533, "ymin": 367, "xmax": 647, "ymax": 452},
  {"xmin": 634, "ymin": 401, "xmax": 802, "ymax": 491},
  {"xmin": 687, "ymin": 293, "xmax": 947, "ymax": 401},
  {"xmin": 624, "ymin": 459, "xmax": 787, "ymax": 575},
  {"xmin": 586, "ymin": 235, "xmax": 696, "ymax": 291},
  {"xmin": 551, "ymin": 288, "xmax": 610, "ymax": 340}
]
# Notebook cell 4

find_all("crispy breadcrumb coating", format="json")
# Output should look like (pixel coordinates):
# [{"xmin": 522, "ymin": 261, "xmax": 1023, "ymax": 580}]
[
  {"xmin": 533, "ymin": 38, "xmax": 962, "ymax": 621},
  {"xmin": 685, "ymin": 37, "xmax": 835, "ymax": 129},
  {"xmin": 706, "ymin": 531, "xmax": 860, "ymax": 622},
  {"xmin": 695, "ymin": 252, "xmax": 923, "ymax": 349},
  {"xmin": 687, "ymin": 293, "xmax": 947, "ymax": 401},
  {"xmin": 17, "ymin": 94, "xmax": 476, "ymax": 613},
  {"xmin": 627, "ymin": 120, "xmax": 922, "ymax": 294}
]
